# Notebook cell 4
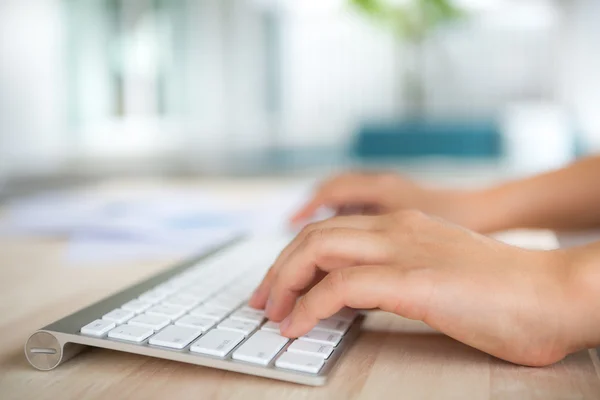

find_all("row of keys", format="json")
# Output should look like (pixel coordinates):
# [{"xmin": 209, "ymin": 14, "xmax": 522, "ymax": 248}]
[
  {"xmin": 97, "ymin": 286, "xmax": 259, "ymax": 333},
  {"xmin": 189, "ymin": 331, "xmax": 330, "ymax": 373},
  {"xmin": 85, "ymin": 304, "xmax": 354, "ymax": 342},
  {"xmin": 86, "ymin": 303, "xmax": 353, "ymax": 343},
  {"xmin": 187, "ymin": 311, "xmax": 353, "ymax": 373},
  {"xmin": 82, "ymin": 309, "xmax": 356, "ymax": 374},
  {"xmin": 191, "ymin": 328, "xmax": 329, "ymax": 374}
]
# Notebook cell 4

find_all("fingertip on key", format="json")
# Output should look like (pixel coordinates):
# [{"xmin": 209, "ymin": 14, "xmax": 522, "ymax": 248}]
[
  {"xmin": 248, "ymin": 286, "xmax": 268, "ymax": 309},
  {"xmin": 248, "ymin": 293, "xmax": 261, "ymax": 309},
  {"xmin": 264, "ymin": 297, "xmax": 275, "ymax": 317},
  {"xmin": 279, "ymin": 315, "xmax": 293, "ymax": 337}
]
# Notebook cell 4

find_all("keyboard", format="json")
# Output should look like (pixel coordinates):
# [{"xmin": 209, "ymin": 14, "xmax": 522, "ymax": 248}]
[{"xmin": 25, "ymin": 236, "xmax": 363, "ymax": 386}]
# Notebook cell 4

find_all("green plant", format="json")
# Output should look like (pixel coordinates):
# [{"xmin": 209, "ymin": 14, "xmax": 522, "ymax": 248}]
[{"xmin": 350, "ymin": 0, "xmax": 463, "ymax": 41}]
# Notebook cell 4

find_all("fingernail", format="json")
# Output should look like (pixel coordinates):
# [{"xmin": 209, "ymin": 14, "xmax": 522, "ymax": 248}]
[
  {"xmin": 249, "ymin": 288, "xmax": 259, "ymax": 303},
  {"xmin": 265, "ymin": 297, "xmax": 274, "ymax": 316},
  {"xmin": 280, "ymin": 316, "xmax": 291, "ymax": 333}
]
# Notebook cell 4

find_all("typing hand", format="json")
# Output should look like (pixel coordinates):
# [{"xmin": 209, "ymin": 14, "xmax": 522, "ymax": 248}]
[
  {"xmin": 250, "ymin": 210, "xmax": 577, "ymax": 367},
  {"xmin": 290, "ymin": 171, "xmax": 479, "ymax": 230}
]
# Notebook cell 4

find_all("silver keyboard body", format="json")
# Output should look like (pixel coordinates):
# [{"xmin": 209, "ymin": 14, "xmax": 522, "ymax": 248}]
[{"xmin": 25, "ymin": 236, "xmax": 363, "ymax": 386}]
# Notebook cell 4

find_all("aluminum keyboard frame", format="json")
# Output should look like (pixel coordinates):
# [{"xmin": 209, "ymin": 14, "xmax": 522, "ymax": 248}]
[{"xmin": 25, "ymin": 239, "xmax": 364, "ymax": 386}]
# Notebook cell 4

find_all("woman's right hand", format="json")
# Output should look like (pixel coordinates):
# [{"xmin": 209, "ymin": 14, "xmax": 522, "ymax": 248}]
[
  {"xmin": 251, "ymin": 210, "xmax": 582, "ymax": 367},
  {"xmin": 291, "ymin": 171, "xmax": 484, "ymax": 232}
]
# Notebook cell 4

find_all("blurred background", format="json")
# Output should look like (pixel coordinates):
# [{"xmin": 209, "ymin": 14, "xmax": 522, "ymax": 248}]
[
  {"xmin": 1, "ymin": 0, "xmax": 599, "ymax": 191},
  {"xmin": 1, "ymin": 0, "xmax": 599, "ymax": 264}
]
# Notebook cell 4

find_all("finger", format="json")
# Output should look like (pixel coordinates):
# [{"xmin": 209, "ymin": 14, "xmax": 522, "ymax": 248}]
[
  {"xmin": 289, "ymin": 175, "xmax": 382, "ymax": 223},
  {"xmin": 247, "ymin": 267, "xmax": 327, "ymax": 311},
  {"xmin": 266, "ymin": 228, "xmax": 392, "ymax": 321},
  {"xmin": 290, "ymin": 175, "xmax": 352, "ymax": 223},
  {"xmin": 249, "ymin": 215, "xmax": 380, "ymax": 309},
  {"xmin": 247, "ymin": 265, "xmax": 277, "ymax": 309},
  {"xmin": 279, "ymin": 266, "xmax": 432, "ymax": 338},
  {"xmin": 290, "ymin": 196, "xmax": 323, "ymax": 224},
  {"xmin": 278, "ymin": 215, "xmax": 381, "ymax": 272},
  {"xmin": 336, "ymin": 205, "xmax": 367, "ymax": 216}
]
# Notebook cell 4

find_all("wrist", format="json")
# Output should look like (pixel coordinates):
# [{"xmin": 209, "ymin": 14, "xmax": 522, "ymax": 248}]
[
  {"xmin": 559, "ymin": 245, "xmax": 600, "ymax": 353},
  {"xmin": 460, "ymin": 186, "xmax": 525, "ymax": 233},
  {"xmin": 505, "ymin": 248, "xmax": 575, "ymax": 366},
  {"xmin": 425, "ymin": 189, "xmax": 493, "ymax": 233}
]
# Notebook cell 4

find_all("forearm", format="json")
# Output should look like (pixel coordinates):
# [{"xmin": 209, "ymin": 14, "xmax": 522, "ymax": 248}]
[{"xmin": 469, "ymin": 156, "xmax": 600, "ymax": 233}]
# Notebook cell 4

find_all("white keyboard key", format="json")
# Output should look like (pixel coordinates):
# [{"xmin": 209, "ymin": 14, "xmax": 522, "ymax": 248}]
[
  {"xmin": 108, "ymin": 325, "xmax": 154, "ymax": 343},
  {"xmin": 189, "ymin": 305, "xmax": 230, "ymax": 321},
  {"xmin": 287, "ymin": 340, "xmax": 334, "ymax": 359},
  {"xmin": 178, "ymin": 289, "xmax": 212, "ymax": 302},
  {"xmin": 217, "ymin": 318, "xmax": 259, "ymax": 336},
  {"xmin": 232, "ymin": 330, "xmax": 289, "ymax": 365},
  {"xmin": 162, "ymin": 295, "xmax": 200, "ymax": 310},
  {"xmin": 190, "ymin": 329, "xmax": 245, "ymax": 357},
  {"xmin": 329, "ymin": 308, "xmax": 357, "ymax": 322},
  {"xmin": 146, "ymin": 305, "xmax": 186, "ymax": 320},
  {"xmin": 121, "ymin": 300, "xmax": 152, "ymax": 314},
  {"xmin": 300, "ymin": 330, "xmax": 342, "ymax": 347},
  {"xmin": 275, "ymin": 352, "xmax": 325, "ymax": 374},
  {"xmin": 260, "ymin": 321, "xmax": 280, "ymax": 333},
  {"xmin": 149, "ymin": 325, "xmax": 202, "ymax": 349},
  {"xmin": 139, "ymin": 290, "xmax": 168, "ymax": 304},
  {"xmin": 226, "ymin": 287, "xmax": 253, "ymax": 299},
  {"xmin": 203, "ymin": 297, "xmax": 241, "ymax": 311},
  {"xmin": 80, "ymin": 319, "xmax": 116, "ymax": 337},
  {"xmin": 153, "ymin": 283, "xmax": 180, "ymax": 295},
  {"xmin": 313, "ymin": 319, "xmax": 351, "ymax": 335},
  {"xmin": 128, "ymin": 314, "xmax": 171, "ymax": 331},
  {"xmin": 240, "ymin": 304, "xmax": 263, "ymax": 312},
  {"xmin": 175, "ymin": 315, "xmax": 216, "ymax": 331},
  {"xmin": 102, "ymin": 309, "xmax": 135, "ymax": 324},
  {"xmin": 229, "ymin": 308, "xmax": 265, "ymax": 323}
]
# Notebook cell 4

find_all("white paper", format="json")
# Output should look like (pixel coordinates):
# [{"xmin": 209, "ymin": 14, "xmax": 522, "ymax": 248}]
[{"xmin": 0, "ymin": 184, "xmax": 313, "ymax": 264}]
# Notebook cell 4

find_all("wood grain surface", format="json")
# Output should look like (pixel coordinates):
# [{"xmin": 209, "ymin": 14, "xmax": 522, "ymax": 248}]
[{"xmin": 1, "ymin": 180, "xmax": 599, "ymax": 399}]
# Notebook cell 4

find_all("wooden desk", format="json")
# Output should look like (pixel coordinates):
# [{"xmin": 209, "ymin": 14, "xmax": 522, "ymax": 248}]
[{"xmin": 1, "ymin": 183, "xmax": 600, "ymax": 399}]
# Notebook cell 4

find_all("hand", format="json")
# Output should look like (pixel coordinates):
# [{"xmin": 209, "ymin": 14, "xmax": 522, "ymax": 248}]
[
  {"xmin": 249, "ymin": 210, "xmax": 581, "ymax": 367},
  {"xmin": 290, "ymin": 171, "xmax": 482, "ymax": 231}
]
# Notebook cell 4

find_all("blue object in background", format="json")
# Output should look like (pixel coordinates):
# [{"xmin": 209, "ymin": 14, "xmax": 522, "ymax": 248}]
[{"xmin": 353, "ymin": 119, "xmax": 501, "ymax": 159}]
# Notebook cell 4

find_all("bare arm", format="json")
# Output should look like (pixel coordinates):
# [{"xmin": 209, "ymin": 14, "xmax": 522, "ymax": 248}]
[
  {"xmin": 290, "ymin": 155, "xmax": 600, "ymax": 234},
  {"xmin": 468, "ymin": 156, "xmax": 600, "ymax": 232}
]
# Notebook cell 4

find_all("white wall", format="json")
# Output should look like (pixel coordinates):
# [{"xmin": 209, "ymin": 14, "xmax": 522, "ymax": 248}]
[
  {"xmin": 276, "ymin": 1, "xmax": 560, "ymax": 147},
  {"xmin": 279, "ymin": 6, "xmax": 398, "ymax": 147},
  {"xmin": 184, "ymin": 0, "xmax": 271, "ymax": 155},
  {"xmin": 0, "ymin": 0, "xmax": 68, "ymax": 176},
  {"xmin": 558, "ymin": 0, "xmax": 600, "ymax": 150},
  {"xmin": 0, "ymin": 0, "xmax": 598, "ymax": 176}
]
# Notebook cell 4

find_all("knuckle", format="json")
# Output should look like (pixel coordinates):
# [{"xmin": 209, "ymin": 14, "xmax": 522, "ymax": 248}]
[
  {"xmin": 304, "ymin": 221, "xmax": 320, "ymax": 232},
  {"xmin": 305, "ymin": 228, "xmax": 326, "ymax": 246},
  {"xmin": 326, "ymin": 269, "xmax": 348, "ymax": 297},
  {"xmin": 296, "ymin": 296, "xmax": 312, "ymax": 318},
  {"xmin": 299, "ymin": 222, "xmax": 320, "ymax": 240},
  {"xmin": 373, "ymin": 232, "xmax": 397, "ymax": 258},
  {"xmin": 394, "ymin": 209, "xmax": 426, "ymax": 225},
  {"xmin": 301, "ymin": 228, "xmax": 327, "ymax": 263}
]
